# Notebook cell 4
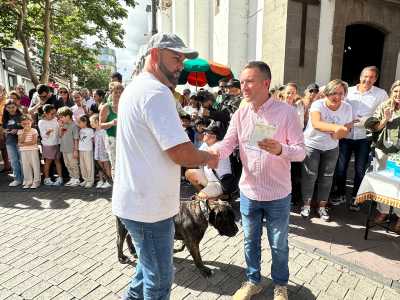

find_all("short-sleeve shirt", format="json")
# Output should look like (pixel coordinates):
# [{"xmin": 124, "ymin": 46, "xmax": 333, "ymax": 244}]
[
  {"xmin": 60, "ymin": 122, "xmax": 79, "ymax": 153},
  {"xmin": 112, "ymin": 72, "xmax": 189, "ymax": 223},
  {"xmin": 78, "ymin": 127, "xmax": 94, "ymax": 151},
  {"xmin": 38, "ymin": 118, "xmax": 59, "ymax": 146},
  {"xmin": 71, "ymin": 105, "xmax": 86, "ymax": 124},
  {"xmin": 304, "ymin": 99, "xmax": 353, "ymax": 151},
  {"xmin": 3, "ymin": 114, "xmax": 22, "ymax": 145},
  {"xmin": 17, "ymin": 128, "xmax": 39, "ymax": 151},
  {"xmin": 200, "ymin": 143, "xmax": 231, "ymax": 182}
]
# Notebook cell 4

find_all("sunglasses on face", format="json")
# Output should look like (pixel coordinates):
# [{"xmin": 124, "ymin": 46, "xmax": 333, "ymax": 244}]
[
  {"xmin": 309, "ymin": 89, "xmax": 319, "ymax": 93},
  {"xmin": 59, "ymin": 91, "xmax": 67, "ymax": 94},
  {"xmin": 39, "ymin": 94, "xmax": 48, "ymax": 99}
]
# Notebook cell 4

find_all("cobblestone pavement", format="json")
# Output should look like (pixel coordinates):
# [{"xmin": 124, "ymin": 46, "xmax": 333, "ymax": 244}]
[{"xmin": 1, "ymin": 185, "xmax": 400, "ymax": 300}]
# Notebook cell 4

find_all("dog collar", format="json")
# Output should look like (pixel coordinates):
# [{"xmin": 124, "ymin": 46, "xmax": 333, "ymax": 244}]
[{"xmin": 198, "ymin": 200, "xmax": 209, "ymax": 220}]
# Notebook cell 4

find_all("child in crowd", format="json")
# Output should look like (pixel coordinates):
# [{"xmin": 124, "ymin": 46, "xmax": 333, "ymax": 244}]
[
  {"xmin": 193, "ymin": 118, "xmax": 209, "ymax": 149},
  {"xmin": 3, "ymin": 99, "xmax": 23, "ymax": 186},
  {"xmin": 57, "ymin": 107, "xmax": 80, "ymax": 186},
  {"xmin": 18, "ymin": 114, "xmax": 41, "ymax": 189},
  {"xmin": 180, "ymin": 114, "xmax": 195, "ymax": 143},
  {"xmin": 71, "ymin": 91, "xmax": 87, "ymax": 124},
  {"xmin": 89, "ymin": 114, "xmax": 112, "ymax": 188},
  {"xmin": 78, "ymin": 115, "xmax": 94, "ymax": 188},
  {"xmin": 38, "ymin": 104, "xmax": 63, "ymax": 186}
]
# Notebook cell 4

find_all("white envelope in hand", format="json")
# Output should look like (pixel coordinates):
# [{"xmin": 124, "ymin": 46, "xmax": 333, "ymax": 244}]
[{"xmin": 249, "ymin": 122, "xmax": 277, "ymax": 146}]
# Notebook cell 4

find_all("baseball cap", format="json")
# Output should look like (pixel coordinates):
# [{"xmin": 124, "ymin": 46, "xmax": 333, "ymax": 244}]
[
  {"xmin": 227, "ymin": 79, "xmax": 241, "ymax": 89},
  {"xmin": 306, "ymin": 83, "xmax": 319, "ymax": 91},
  {"xmin": 146, "ymin": 33, "xmax": 198, "ymax": 59}
]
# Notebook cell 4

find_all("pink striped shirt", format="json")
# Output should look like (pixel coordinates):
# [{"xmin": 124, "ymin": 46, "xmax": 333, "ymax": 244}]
[{"xmin": 214, "ymin": 97, "xmax": 306, "ymax": 201}]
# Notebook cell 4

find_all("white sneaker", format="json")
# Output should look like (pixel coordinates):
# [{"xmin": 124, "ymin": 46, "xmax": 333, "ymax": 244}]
[
  {"xmin": 274, "ymin": 285, "xmax": 288, "ymax": 300},
  {"xmin": 64, "ymin": 179, "xmax": 74, "ymax": 186},
  {"xmin": 84, "ymin": 182, "xmax": 93, "ymax": 188},
  {"xmin": 43, "ymin": 178, "xmax": 54, "ymax": 186},
  {"xmin": 31, "ymin": 182, "xmax": 40, "ymax": 189},
  {"xmin": 22, "ymin": 184, "xmax": 31, "ymax": 189},
  {"xmin": 300, "ymin": 206, "xmax": 311, "ymax": 219},
  {"xmin": 69, "ymin": 178, "xmax": 80, "ymax": 187},
  {"xmin": 318, "ymin": 207, "xmax": 330, "ymax": 222},
  {"xmin": 53, "ymin": 177, "xmax": 63, "ymax": 186},
  {"xmin": 9, "ymin": 180, "xmax": 22, "ymax": 187},
  {"xmin": 96, "ymin": 180, "xmax": 104, "ymax": 188},
  {"xmin": 233, "ymin": 281, "xmax": 263, "ymax": 300},
  {"xmin": 101, "ymin": 181, "xmax": 112, "ymax": 189},
  {"xmin": 79, "ymin": 180, "xmax": 86, "ymax": 187}
]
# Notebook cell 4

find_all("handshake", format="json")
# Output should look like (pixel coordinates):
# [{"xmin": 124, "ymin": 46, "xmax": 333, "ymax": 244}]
[{"xmin": 204, "ymin": 149, "xmax": 219, "ymax": 169}]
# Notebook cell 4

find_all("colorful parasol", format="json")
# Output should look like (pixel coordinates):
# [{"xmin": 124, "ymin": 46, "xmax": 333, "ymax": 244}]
[{"xmin": 178, "ymin": 58, "xmax": 234, "ymax": 87}]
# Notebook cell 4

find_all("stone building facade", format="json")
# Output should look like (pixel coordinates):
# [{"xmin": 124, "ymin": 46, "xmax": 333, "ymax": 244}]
[{"xmin": 158, "ymin": 0, "xmax": 400, "ymax": 91}]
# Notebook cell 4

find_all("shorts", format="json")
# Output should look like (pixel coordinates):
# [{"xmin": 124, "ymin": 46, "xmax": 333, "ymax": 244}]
[
  {"xmin": 42, "ymin": 145, "xmax": 61, "ymax": 160},
  {"xmin": 191, "ymin": 169, "xmax": 223, "ymax": 198}
]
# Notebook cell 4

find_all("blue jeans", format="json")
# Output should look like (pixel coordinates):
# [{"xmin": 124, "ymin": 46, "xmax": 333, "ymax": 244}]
[
  {"xmin": 240, "ymin": 193, "xmax": 291, "ymax": 286},
  {"xmin": 334, "ymin": 139, "xmax": 371, "ymax": 197},
  {"xmin": 6, "ymin": 143, "xmax": 23, "ymax": 182},
  {"xmin": 119, "ymin": 217, "xmax": 175, "ymax": 300}
]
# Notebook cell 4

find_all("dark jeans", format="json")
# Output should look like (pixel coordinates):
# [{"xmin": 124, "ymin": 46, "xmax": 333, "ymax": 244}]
[
  {"xmin": 301, "ymin": 146, "xmax": 339, "ymax": 204},
  {"xmin": 334, "ymin": 139, "xmax": 371, "ymax": 197}
]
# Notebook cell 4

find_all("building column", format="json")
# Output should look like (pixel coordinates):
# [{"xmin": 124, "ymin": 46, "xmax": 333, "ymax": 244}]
[
  {"xmin": 396, "ymin": 51, "xmax": 400, "ymax": 80},
  {"xmin": 172, "ymin": 0, "xmax": 189, "ymax": 45},
  {"xmin": 315, "ymin": 0, "xmax": 336, "ymax": 86},
  {"xmin": 247, "ymin": 0, "xmax": 264, "ymax": 61}
]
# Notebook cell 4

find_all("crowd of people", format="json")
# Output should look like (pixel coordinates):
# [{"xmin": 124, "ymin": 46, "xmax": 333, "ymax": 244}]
[
  {"xmin": 1, "ymin": 31, "xmax": 400, "ymax": 300},
  {"xmin": 0, "ymin": 72, "xmax": 124, "ymax": 189}
]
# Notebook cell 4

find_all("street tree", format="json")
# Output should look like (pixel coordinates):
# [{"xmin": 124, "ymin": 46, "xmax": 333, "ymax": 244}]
[{"xmin": 0, "ymin": 0, "xmax": 136, "ymax": 86}]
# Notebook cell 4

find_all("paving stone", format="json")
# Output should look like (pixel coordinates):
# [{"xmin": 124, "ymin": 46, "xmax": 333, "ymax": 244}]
[
  {"xmin": 96, "ymin": 269, "xmax": 123, "ymax": 286},
  {"xmin": 69, "ymin": 278, "xmax": 100, "ymax": 298},
  {"xmin": 381, "ymin": 289, "xmax": 400, "ymax": 300},
  {"xmin": 337, "ymin": 273, "xmax": 360, "ymax": 290},
  {"xmin": 0, "ymin": 268, "xmax": 22, "ymax": 285},
  {"xmin": 326, "ymin": 281, "xmax": 348, "ymax": 299},
  {"xmin": 297, "ymin": 267, "xmax": 317, "ymax": 283},
  {"xmin": 58, "ymin": 273, "xmax": 86, "ymax": 291},
  {"xmin": 21, "ymin": 281, "xmax": 53, "ymax": 299},
  {"xmin": 33, "ymin": 286, "xmax": 63, "ymax": 300},
  {"xmin": 344, "ymin": 290, "xmax": 368, "ymax": 300},
  {"xmin": 354, "ymin": 278, "xmax": 378, "ymax": 298},
  {"xmin": 81, "ymin": 285, "xmax": 113, "ymax": 300},
  {"xmin": 296, "ymin": 254, "xmax": 314, "ymax": 267}
]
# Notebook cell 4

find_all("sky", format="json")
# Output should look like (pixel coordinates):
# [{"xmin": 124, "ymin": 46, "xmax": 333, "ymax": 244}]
[{"xmin": 114, "ymin": 0, "xmax": 151, "ymax": 80}]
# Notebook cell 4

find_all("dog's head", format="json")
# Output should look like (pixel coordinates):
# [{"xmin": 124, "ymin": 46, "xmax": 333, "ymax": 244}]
[{"xmin": 207, "ymin": 200, "xmax": 238, "ymax": 237}]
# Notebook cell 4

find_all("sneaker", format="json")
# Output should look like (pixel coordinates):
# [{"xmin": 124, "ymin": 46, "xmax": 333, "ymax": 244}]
[
  {"xmin": 79, "ymin": 180, "xmax": 86, "ymax": 187},
  {"xmin": 330, "ymin": 195, "xmax": 346, "ymax": 206},
  {"xmin": 9, "ymin": 180, "xmax": 22, "ymax": 187},
  {"xmin": 43, "ymin": 178, "xmax": 54, "ymax": 186},
  {"xmin": 318, "ymin": 207, "xmax": 330, "ymax": 222},
  {"xmin": 232, "ymin": 281, "xmax": 263, "ymax": 300},
  {"xmin": 101, "ymin": 181, "xmax": 112, "ymax": 189},
  {"xmin": 31, "ymin": 182, "xmax": 40, "ymax": 189},
  {"xmin": 274, "ymin": 285, "xmax": 288, "ymax": 300},
  {"xmin": 300, "ymin": 206, "xmax": 311, "ymax": 219},
  {"xmin": 84, "ymin": 182, "xmax": 93, "ymax": 188},
  {"xmin": 96, "ymin": 180, "xmax": 104, "ymax": 188},
  {"xmin": 22, "ymin": 184, "xmax": 31, "ymax": 189},
  {"xmin": 349, "ymin": 198, "xmax": 360, "ymax": 212},
  {"xmin": 53, "ymin": 177, "xmax": 63, "ymax": 186},
  {"xmin": 66, "ymin": 178, "xmax": 80, "ymax": 187}
]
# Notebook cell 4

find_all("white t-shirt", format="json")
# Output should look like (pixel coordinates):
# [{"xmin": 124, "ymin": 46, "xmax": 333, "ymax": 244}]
[
  {"xmin": 78, "ymin": 127, "xmax": 94, "ymax": 151},
  {"xmin": 200, "ymin": 143, "xmax": 231, "ymax": 181},
  {"xmin": 304, "ymin": 99, "xmax": 353, "ymax": 151},
  {"xmin": 38, "ymin": 118, "xmax": 60, "ymax": 146},
  {"xmin": 345, "ymin": 85, "xmax": 388, "ymax": 140},
  {"xmin": 112, "ymin": 72, "xmax": 189, "ymax": 223}
]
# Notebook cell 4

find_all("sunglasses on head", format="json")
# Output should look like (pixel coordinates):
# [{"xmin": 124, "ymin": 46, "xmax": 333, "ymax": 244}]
[{"xmin": 309, "ymin": 89, "xmax": 319, "ymax": 93}]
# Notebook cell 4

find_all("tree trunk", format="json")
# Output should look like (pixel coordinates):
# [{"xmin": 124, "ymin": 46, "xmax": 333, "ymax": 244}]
[
  {"xmin": 16, "ymin": 0, "xmax": 40, "ymax": 86},
  {"xmin": 40, "ymin": 0, "xmax": 52, "ymax": 84}
]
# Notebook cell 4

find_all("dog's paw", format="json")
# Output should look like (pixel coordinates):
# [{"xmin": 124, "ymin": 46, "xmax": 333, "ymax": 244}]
[
  {"xmin": 118, "ymin": 255, "xmax": 131, "ymax": 264},
  {"xmin": 200, "ymin": 266, "xmax": 213, "ymax": 277}
]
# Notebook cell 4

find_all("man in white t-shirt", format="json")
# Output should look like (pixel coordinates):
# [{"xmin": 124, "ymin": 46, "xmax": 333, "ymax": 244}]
[
  {"xmin": 333, "ymin": 66, "xmax": 388, "ymax": 211},
  {"xmin": 112, "ymin": 33, "xmax": 218, "ymax": 300}
]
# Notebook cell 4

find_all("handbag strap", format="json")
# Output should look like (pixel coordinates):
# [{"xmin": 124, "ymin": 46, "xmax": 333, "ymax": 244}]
[{"xmin": 211, "ymin": 169, "xmax": 222, "ymax": 183}]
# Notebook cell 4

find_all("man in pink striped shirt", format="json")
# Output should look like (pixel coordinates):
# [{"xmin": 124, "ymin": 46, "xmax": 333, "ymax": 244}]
[{"xmin": 211, "ymin": 61, "xmax": 305, "ymax": 300}]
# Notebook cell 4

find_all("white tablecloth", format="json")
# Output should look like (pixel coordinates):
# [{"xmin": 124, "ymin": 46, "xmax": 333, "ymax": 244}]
[{"xmin": 355, "ymin": 171, "xmax": 400, "ymax": 208}]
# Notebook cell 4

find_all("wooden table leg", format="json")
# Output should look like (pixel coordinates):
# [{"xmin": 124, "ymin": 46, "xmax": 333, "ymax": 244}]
[{"xmin": 364, "ymin": 200, "xmax": 376, "ymax": 240}]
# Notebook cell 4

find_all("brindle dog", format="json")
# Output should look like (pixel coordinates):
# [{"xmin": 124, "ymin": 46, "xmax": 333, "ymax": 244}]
[{"xmin": 116, "ymin": 199, "xmax": 238, "ymax": 277}]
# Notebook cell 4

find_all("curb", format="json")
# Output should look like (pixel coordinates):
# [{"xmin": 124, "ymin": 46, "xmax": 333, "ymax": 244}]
[{"xmin": 289, "ymin": 237, "xmax": 400, "ymax": 293}]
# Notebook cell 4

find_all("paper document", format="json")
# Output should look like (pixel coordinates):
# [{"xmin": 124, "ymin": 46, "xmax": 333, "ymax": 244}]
[{"xmin": 249, "ymin": 122, "xmax": 277, "ymax": 146}]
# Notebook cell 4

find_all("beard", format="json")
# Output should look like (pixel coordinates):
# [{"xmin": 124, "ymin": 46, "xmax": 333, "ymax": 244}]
[{"xmin": 158, "ymin": 59, "xmax": 181, "ymax": 87}]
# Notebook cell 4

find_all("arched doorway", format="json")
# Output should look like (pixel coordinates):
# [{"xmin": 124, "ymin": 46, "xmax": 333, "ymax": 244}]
[{"xmin": 341, "ymin": 24, "xmax": 385, "ymax": 86}]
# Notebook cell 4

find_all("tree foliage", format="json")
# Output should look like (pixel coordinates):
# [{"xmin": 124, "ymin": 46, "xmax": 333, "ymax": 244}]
[
  {"xmin": 0, "ymin": 0, "xmax": 136, "ymax": 86},
  {"xmin": 76, "ymin": 64, "xmax": 112, "ymax": 91}
]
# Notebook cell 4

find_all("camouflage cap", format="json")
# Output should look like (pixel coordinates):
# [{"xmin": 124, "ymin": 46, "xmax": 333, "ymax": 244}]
[{"xmin": 146, "ymin": 33, "xmax": 198, "ymax": 59}]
